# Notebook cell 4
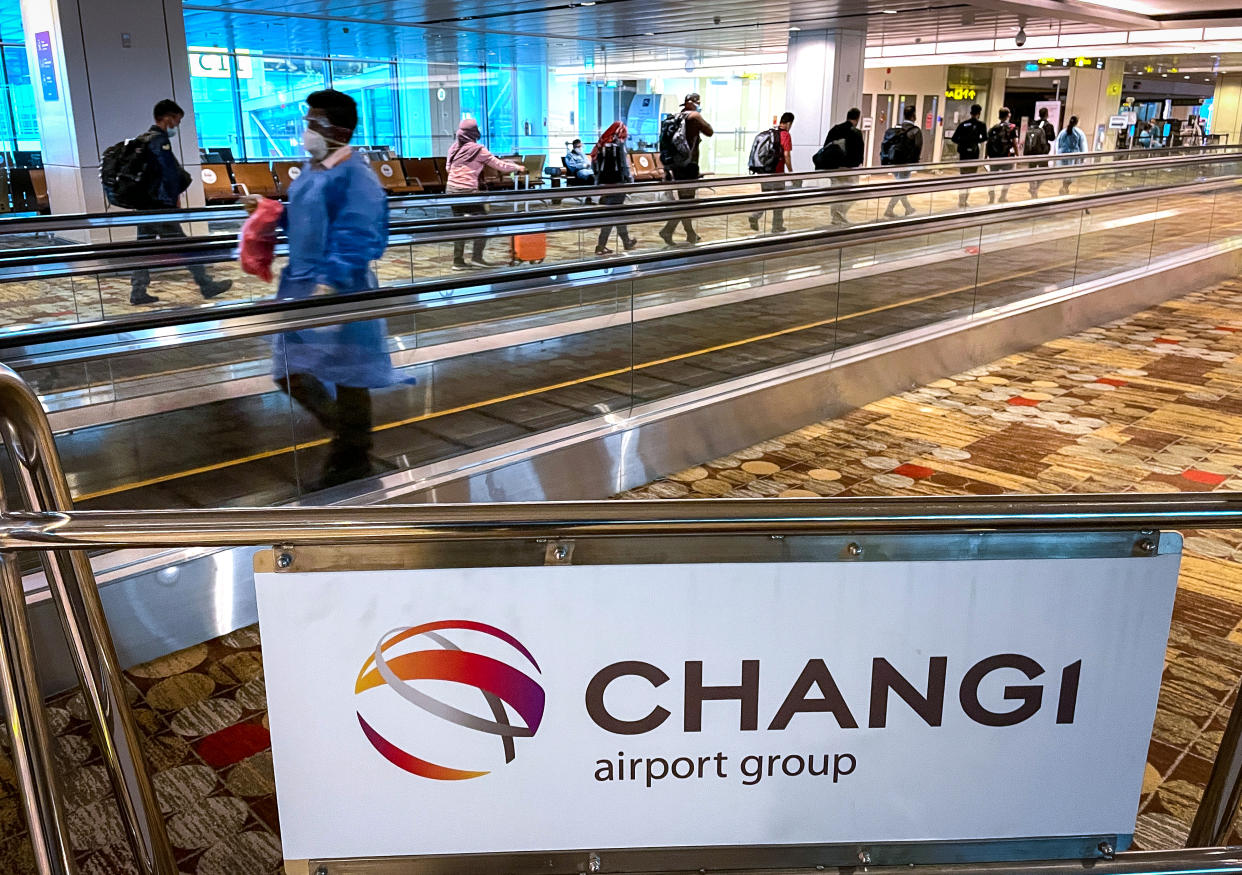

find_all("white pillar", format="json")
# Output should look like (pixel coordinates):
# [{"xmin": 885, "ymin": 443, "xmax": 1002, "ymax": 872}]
[
  {"xmin": 784, "ymin": 27, "xmax": 866, "ymax": 171},
  {"xmin": 1066, "ymin": 59, "xmax": 1124, "ymax": 151},
  {"xmin": 19, "ymin": 0, "xmax": 202, "ymax": 216},
  {"xmin": 1211, "ymin": 74, "xmax": 1242, "ymax": 146}
]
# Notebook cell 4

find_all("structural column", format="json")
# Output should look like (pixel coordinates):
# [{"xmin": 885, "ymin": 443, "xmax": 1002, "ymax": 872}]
[
  {"xmin": 1065, "ymin": 59, "xmax": 1124, "ymax": 151},
  {"xmin": 1210, "ymin": 74, "xmax": 1242, "ymax": 146},
  {"xmin": 19, "ymin": 0, "xmax": 203, "ymax": 217},
  {"xmin": 784, "ymin": 27, "xmax": 866, "ymax": 171}
]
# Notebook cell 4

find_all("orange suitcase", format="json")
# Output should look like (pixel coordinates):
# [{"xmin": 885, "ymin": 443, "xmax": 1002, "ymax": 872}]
[{"xmin": 511, "ymin": 233, "xmax": 547, "ymax": 265}]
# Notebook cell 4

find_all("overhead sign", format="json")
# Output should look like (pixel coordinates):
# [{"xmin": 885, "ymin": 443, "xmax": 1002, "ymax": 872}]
[
  {"xmin": 1035, "ymin": 56, "xmax": 1106, "ymax": 70},
  {"xmin": 1109, "ymin": 115, "xmax": 1129, "ymax": 129},
  {"xmin": 257, "ymin": 552, "xmax": 1177, "ymax": 862}
]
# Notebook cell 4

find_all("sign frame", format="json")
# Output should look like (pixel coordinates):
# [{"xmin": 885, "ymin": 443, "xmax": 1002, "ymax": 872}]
[{"xmin": 257, "ymin": 528, "xmax": 1180, "ymax": 875}]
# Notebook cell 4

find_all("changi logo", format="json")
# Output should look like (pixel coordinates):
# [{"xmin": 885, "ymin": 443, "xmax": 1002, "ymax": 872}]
[{"xmin": 354, "ymin": 620, "xmax": 544, "ymax": 780}]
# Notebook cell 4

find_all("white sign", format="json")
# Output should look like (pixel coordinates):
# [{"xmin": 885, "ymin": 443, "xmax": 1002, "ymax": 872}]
[
  {"xmin": 1035, "ymin": 100, "xmax": 1062, "ymax": 133},
  {"xmin": 200, "ymin": 168, "xmax": 217, "ymax": 184},
  {"xmin": 257, "ymin": 554, "xmax": 1178, "ymax": 862},
  {"xmin": 187, "ymin": 47, "xmax": 253, "ymax": 80},
  {"xmin": 1109, "ymin": 115, "xmax": 1129, "ymax": 130}
]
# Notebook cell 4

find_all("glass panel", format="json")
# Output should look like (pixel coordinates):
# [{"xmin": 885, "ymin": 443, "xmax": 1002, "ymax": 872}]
[
  {"xmin": 240, "ymin": 56, "xmax": 328, "ymax": 160},
  {"xmin": 331, "ymin": 59, "xmax": 398, "ymax": 151}
]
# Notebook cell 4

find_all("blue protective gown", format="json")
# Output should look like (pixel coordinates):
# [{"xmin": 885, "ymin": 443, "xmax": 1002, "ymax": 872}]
[{"xmin": 270, "ymin": 151, "xmax": 393, "ymax": 388}]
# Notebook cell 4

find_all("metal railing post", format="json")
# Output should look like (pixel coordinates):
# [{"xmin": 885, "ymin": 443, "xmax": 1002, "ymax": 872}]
[
  {"xmin": 1188, "ymin": 680, "xmax": 1242, "ymax": 846},
  {"xmin": 0, "ymin": 554, "xmax": 75, "ymax": 874},
  {"xmin": 0, "ymin": 364, "xmax": 175, "ymax": 874}
]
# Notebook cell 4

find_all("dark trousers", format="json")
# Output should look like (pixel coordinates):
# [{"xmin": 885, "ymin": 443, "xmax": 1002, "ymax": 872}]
[
  {"xmin": 277, "ymin": 373, "xmax": 374, "ymax": 483},
  {"xmin": 660, "ymin": 164, "xmax": 700, "ymax": 240},
  {"xmin": 597, "ymin": 192, "xmax": 632, "ymax": 248},
  {"xmin": 451, "ymin": 200, "xmax": 488, "ymax": 263},
  {"xmin": 749, "ymin": 179, "xmax": 787, "ymax": 228},
  {"xmin": 130, "ymin": 222, "xmax": 212, "ymax": 300}
]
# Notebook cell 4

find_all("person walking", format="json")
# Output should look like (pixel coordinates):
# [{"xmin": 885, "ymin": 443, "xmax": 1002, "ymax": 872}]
[
  {"xmin": 748, "ymin": 111, "xmax": 795, "ymax": 234},
  {"xmin": 817, "ymin": 107, "xmax": 866, "ymax": 224},
  {"xmin": 1056, "ymin": 115, "xmax": 1088, "ymax": 195},
  {"xmin": 445, "ymin": 118, "xmax": 523, "ymax": 270},
  {"xmin": 985, "ymin": 107, "xmax": 1019, "ymax": 204},
  {"xmin": 1025, "ymin": 107, "xmax": 1056, "ymax": 199},
  {"xmin": 881, "ymin": 104, "xmax": 923, "ymax": 218},
  {"xmin": 658, "ymin": 93, "xmax": 714, "ymax": 246},
  {"xmin": 269, "ymin": 89, "xmax": 394, "ymax": 488},
  {"xmin": 591, "ymin": 122, "xmax": 638, "ymax": 255},
  {"xmin": 950, "ymin": 103, "xmax": 987, "ymax": 208},
  {"xmin": 129, "ymin": 99, "xmax": 232, "ymax": 305},
  {"xmin": 564, "ymin": 139, "xmax": 595, "ymax": 183}
]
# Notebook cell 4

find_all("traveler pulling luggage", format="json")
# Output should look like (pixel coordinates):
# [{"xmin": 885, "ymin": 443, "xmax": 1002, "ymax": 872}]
[{"xmin": 507, "ymin": 171, "xmax": 546, "ymax": 264}]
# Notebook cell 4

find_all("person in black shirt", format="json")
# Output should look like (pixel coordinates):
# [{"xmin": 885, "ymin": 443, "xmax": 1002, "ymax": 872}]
[
  {"xmin": 129, "ymin": 99, "xmax": 232, "ymax": 305},
  {"xmin": 1026, "ymin": 106, "xmax": 1057, "ymax": 199},
  {"xmin": 951, "ymin": 104, "xmax": 987, "ymax": 208},
  {"xmin": 985, "ymin": 107, "xmax": 1019, "ymax": 204},
  {"xmin": 823, "ymin": 107, "xmax": 866, "ymax": 224}
]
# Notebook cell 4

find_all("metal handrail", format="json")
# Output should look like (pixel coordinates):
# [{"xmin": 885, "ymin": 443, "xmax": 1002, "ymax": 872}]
[
  {"xmin": 0, "ymin": 356, "xmax": 1240, "ymax": 872},
  {"xmin": 1, "ymin": 143, "xmax": 1234, "ymax": 236},
  {"xmin": 3, "ymin": 169, "xmax": 1239, "ymax": 366}
]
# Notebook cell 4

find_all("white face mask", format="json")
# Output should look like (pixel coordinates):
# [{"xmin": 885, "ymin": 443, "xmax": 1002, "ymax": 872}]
[
  {"xmin": 167, "ymin": 125, "xmax": 178, "ymax": 138},
  {"xmin": 302, "ymin": 129, "xmax": 329, "ymax": 160}
]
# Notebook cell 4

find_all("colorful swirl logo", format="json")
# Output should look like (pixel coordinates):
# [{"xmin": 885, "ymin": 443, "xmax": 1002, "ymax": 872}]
[{"xmin": 354, "ymin": 620, "xmax": 544, "ymax": 780}]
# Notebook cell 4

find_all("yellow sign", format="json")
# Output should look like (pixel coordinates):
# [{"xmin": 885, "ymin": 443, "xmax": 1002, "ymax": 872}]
[
  {"xmin": 946, "ymin": 86, "xmax": 977, "ymax": 100},
  {"xmin": 1107, "ymin": 82, "xmax": 1122, "ymax": 96}
]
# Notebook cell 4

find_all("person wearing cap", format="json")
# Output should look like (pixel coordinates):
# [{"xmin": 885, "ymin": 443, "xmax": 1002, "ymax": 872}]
[
  {"xmin": 659, "ymin": 92, "xmax": 714, "ymax": 246},
  {"xmin": 268, "ymin": 88, "xmax": 394, "ymax": 488}
]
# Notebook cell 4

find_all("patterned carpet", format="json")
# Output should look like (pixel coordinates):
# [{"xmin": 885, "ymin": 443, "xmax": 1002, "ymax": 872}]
[{"xmin": 5, "ymin": 278, "xmax": 1242, "ymax": 870}]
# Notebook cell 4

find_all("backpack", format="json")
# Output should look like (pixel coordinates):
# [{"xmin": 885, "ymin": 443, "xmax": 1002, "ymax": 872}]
[
  {"xmin": 596, "ymin": 141, "xmax": 626, "ymax": 184},
  {"xmin": 880, "ymin": 125, "xmax": 918, "ymax": 166},
  {"xmin": 1023, "ymin": 124, "xmax": 1050, "ymax": 156},
  {"xmin": 100, "ymin": 132, "xmax": 160, "ymax": 208},
  {"xmin": 748, "ymin": 127, "xmax": 783, "ymax": 174},
  {"xmin": 659, "ymin": 112, "xmax": 692, "ymax": 169},
  {"xmin": 986, "ymin": 123, "xmax": 1016, "ymax": 159},
  {"xmin": 814, "ymin": 137, "xmax": 847, "ymax": 170}
]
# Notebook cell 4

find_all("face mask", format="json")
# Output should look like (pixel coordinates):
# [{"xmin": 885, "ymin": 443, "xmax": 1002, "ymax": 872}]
[
  {"xmin": 303, "ymin": 129, "xmax": 329, "ymax": 160},
  {"xmin": 167, "ymin": 126, "xmax": 178, "ymax": 138}
]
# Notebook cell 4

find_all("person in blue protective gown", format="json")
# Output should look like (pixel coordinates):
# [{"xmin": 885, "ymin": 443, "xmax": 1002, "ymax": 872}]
[{"xmin": 270, "ymin": 89, "xmax": 394, "ymax": 488}]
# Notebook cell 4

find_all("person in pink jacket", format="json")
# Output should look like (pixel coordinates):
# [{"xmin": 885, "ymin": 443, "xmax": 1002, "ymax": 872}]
[{"xmin": 446, "ymin": 118, "xmax": 523, "ymax": 270}]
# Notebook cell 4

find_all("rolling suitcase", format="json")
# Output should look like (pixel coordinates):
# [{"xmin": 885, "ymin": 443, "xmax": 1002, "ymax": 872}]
[{"xmin": 511, "ymin": 232, "xmax": 547, "ymax": 265}]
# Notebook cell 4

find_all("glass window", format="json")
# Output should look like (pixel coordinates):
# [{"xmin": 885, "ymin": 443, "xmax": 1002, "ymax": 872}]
[
  {"xmin": 330, "ymin": 59, "xmax": 398, "ymax": 150},
  {"xmin": 188, "ymin": 49, "xmax": 243, "ymax": 157},
  {"xmin": 239, "ymin": 56, "xmax": 327, "ymax": 160}
]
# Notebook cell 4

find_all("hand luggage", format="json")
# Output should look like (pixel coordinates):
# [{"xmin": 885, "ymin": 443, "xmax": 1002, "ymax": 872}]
[{"xmin": 511, "ymin": 233, "xmax": 547, "ymax": 265}]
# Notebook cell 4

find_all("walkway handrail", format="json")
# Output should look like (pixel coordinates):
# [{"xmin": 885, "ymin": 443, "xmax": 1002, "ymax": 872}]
[
  {"xmin": 3, "ymin": 170, "xmax": 1239, "ymax": 367},
  {"xmin": 1, "ymin": 142, "xmax": 1233, "ymax": 236},
  {"xmin": 0, "ymin": 355, "xmax": 1241, "ymax": 871}
]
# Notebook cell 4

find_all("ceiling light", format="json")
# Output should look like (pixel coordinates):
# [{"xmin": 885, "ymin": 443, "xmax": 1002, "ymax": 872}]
[
  {"xmin": 1185, "ymin": 75, "xmax": 1191, "ymax": 79},
  {"xmin": 882, "ymin": 8, "xmax": 898, "ymax": 12},
  {"xmin": 788, "ymin": 25, "xmax": 800, "ymax": 31},
  {"xmin": 1161, "ymin": 73, "xmax": 1167, "ymax": 77}
]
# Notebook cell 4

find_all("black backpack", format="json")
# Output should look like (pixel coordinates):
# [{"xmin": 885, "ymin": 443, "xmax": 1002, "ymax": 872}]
[
  {"xmin": 596, "ymin": 141, "xmax": 626, "ymax": 184},
  {"xmin": 1023, "ymin": 124, "xmax": 1050, "ymax": 156},
  {"xmin": 659, "ymin": 112, "xmax": 692, "ymax": 169},
  {"xmin": 986, "ymin": 123, "xmax": 1016, "ymax": 159},
  {"xmin": 100, "ymin": 132, "xmax": 160, "ymax": 208},
  {"xmin": 814, "ymin": 138, "xmax": 848, "ymax": 170},
  {"xmin": 880, "ymin": 125, "xmax": 917, "ymax": 166},
  {"xmin": 748, "ymin": 127, "xmax": 782, "ymax": 174}
]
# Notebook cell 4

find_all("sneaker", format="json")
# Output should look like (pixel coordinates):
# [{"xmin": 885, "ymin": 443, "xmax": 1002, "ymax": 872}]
[
  {"xmin": 622, "ymin": 238, "xmax": 639, "ymax": 251},
  {"xmin": 595, "ymin": 246, "xmax": 613, "ymax": 256},
  {"xmin": 658, "ymin": 229, "xmax": 675, "ymax": 246},
  {"xmin": 771, "ymin": 224, "xmax": 787, "ymax": 234},
  {"xmin": 685, "ymin": 232, "xmax": 701, "ymax": 245},
  {"xmin": 747, "ymin": 215, "xmax": 760, "ymax": 231},
  {"xmin": 130, "ymin": 292, "xmax": 159, "ymax": 305},
  {"xmin": 882, "ymin": 210, "xmax": 897, "ymax": 219},
  {"xmin": 200, "ymin": 279, "xmax": 232, "ymax": 299},
  {"xmin": 471, "ymin": 257, "xmax": 496, "ymax": 269},
  {"xmin": 451, "ymin": 261, "xmax": 476, "ymax": 271}
]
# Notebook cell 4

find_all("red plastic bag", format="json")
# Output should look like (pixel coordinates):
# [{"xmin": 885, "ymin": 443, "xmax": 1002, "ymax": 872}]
[{"xmin": 239, "ymin": 197, "xmax": 284, "ymax": 283}]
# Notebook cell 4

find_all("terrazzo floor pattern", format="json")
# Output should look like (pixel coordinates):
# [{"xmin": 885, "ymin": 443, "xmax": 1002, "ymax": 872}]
[{"xmin": 4, "ymin": 279, "xmax": 1242, "ymax": 870}]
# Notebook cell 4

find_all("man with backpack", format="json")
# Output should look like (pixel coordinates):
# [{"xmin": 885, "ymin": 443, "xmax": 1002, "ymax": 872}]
[
  {"xmin": 121, "ymin": 99, "xmax": 232, "ymax": 305},
  {"xmin": 658, "ymin": 93, "xmax": 714, "ymax": 246},
  {"xmin": 1024, "ymin": 107, "xmax": 1056, "ymax": 199},
  {"xmin": 985, "ymin": 107, "xmax": 1019, "ymax": 204},
  {"xmin": 950, "ymin": 103, "xmax": 987, "ymax": 208},
  {"xmin": 747, "ymin": 111, "xmax": 794, "ymax": 234},
  {"xmin": 816, "ymin": 107, "xmax": 865, "ymax": 224},
  {"xmin": 881, "ymin": 104, "xmax": 923, "ymax": 218}
]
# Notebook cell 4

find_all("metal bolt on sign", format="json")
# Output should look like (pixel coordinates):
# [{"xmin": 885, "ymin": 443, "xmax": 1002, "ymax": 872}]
[
  {"xmin": 858, "ymin": 849, "xmax": 872, "ymax": 866},
  {"xmin": 588, "ymin": 852, "xmax": 601, "ymax": 873},
  {"xmin": 277, "ymin": 551, "xmax": 294, "ymax": 569},
  {"xmin": 1136, "ymin": 538, "xmax": 1157, "ymax": 555},
  {"xmin": 1099, "ymin": 842, "xmax": 1116, "ymax": 859},
  {"xmin": 846, "ymin": 542, "xmax": 864, "ymax": 558}
]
